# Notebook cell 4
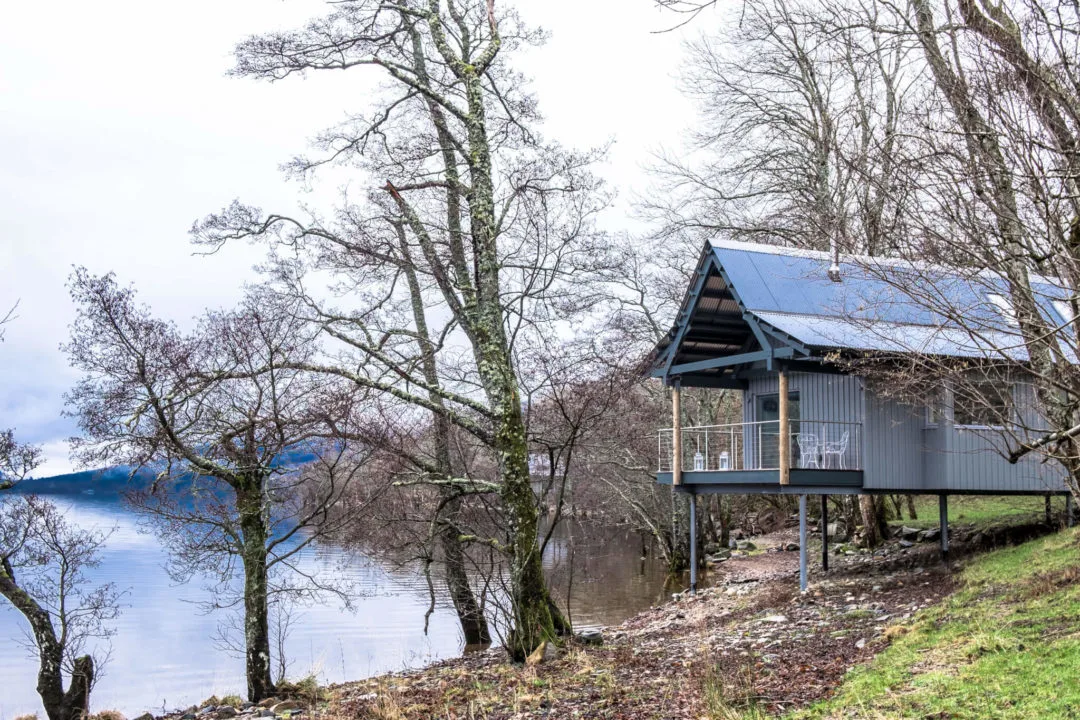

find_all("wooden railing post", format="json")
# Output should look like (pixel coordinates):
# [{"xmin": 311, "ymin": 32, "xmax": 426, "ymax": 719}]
[
  {"xmin": 779, "ymin": 370, "xmax": 790, "ymax": 485},
  {"xmin": 672, "ymin": 382, "xmax": 683, "ymax": 486}
]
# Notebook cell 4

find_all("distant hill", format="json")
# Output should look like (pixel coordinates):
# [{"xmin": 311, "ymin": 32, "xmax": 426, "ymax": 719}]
[
  {"xmin": 12, "ymin": 448, "xmax": 323, "ymax": 496},
  {"xmin": 12, "ymin": 466, "xmax": 151, "ymax": 496}
]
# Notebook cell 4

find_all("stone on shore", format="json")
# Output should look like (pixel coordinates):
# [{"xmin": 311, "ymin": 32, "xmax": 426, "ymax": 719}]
[
  {"xmin": 576, "ymin": 628, "xmax": 604, "ymax": 645},
  {"xmin": 899, "ymin": 526, "xmax": 920, "ymax": 540},
  {"xmin": 270, "ymin": 701, "xmax": 302, "ymax": 714}
]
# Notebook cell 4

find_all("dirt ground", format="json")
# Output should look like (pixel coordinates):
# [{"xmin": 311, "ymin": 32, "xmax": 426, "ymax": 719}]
[{"xmin": 325, "ymin": 528, "xmax": 961, "ymax": 719}]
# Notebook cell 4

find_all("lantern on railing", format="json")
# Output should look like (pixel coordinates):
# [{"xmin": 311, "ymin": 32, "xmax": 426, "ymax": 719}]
[
  {"xmin": 718, "ymin": 451, "xmax": 730, "ymax": 470},
  {"xmin": 693, "ymin": 451, "xmax": 704, "ymax": 471}
]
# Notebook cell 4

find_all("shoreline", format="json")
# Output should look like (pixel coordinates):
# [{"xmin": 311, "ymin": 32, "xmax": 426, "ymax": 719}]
[
  {"xmin": 142, "ymin": 518, "xmax": 1038, "ymax": 720},
  {"xmin": 79, "ymin": 506, "xmax": 1058, "ymax": 720}
]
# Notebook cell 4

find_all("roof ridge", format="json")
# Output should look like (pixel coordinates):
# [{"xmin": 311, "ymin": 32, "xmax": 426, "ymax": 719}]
[{"xmin": 707, "ymin": 238, "xmax": 1065, "ymax": 289}]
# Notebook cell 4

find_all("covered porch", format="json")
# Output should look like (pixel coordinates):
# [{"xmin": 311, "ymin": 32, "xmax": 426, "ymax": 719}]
[{"xmin": 647, "ymin": 241, "xmax": 879, "ymax": 592}]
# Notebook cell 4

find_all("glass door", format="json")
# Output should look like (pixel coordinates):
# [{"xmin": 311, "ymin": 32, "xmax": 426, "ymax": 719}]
[{"xmin": 755, "ymin": 392, "xmax": 800, "ymax": 468}]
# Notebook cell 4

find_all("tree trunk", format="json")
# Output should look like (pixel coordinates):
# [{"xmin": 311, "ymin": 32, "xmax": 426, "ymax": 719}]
[
  {"xmin": 63, "ymin": 655, "xmax": 94, "ymax": 720},
  {"xmin": 906, "ymin": 495, "xmax": 918, "ymax": 520},
  {"xmin": 440, "ymin": 496, "xmax": 490, "ymax": 647},
  {"xmin": 499, "ymin": 404, "xmax": 566, "ymax": 660},
  {"xmin": 717, "ymin": 495, "xmax": 732, "ymax": 549},
  {"xmin": 0, "ymin": 562, "xmax": 92, "ymax": 720},
  {"xmin": 841, "ymin": 496, "xmax": 859, "ymax": 542},
  {"xmin": 666, "ymin": 489, "xmax": 691, "ymax": 574},
  {"xmin": 394, "ymin": 221, "xmax": 492, "ymax": 649},
  {"xmin": 859, "ymin": 495, "xmax": 889, "ymax": 548},
  {"xmin": 237, "ymin": 484, "xmax": 274, "ymax": 702}
]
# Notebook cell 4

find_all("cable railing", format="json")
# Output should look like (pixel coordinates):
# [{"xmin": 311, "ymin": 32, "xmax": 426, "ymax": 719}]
[{"xmin": 658, "ymin": 420, "xmax": 862, "ymax": 473}]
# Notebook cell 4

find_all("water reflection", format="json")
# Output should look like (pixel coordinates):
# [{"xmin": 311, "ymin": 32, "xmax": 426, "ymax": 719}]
[{"xmin": 0, "ymin": 498, "xmax": 681, "ymax": 718}]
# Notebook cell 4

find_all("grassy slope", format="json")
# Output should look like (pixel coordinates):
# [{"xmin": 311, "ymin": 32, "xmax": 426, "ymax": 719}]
[
  {"xmin": 890, "ymin": 494, "xmax": 1054, "ymax": 530},
  {"xmin": 794, "ymin": 527, "xmax": 1080, "ymax": 719}
]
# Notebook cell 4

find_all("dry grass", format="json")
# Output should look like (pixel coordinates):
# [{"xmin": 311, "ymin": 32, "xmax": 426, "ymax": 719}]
[
  {"xmin": 89, "ymin": 712, "xmax": 126, "ymax": 720},
  {"xmin": 1020, "ymin": 562, "xmax": 1080, "ymax": 599},
  {"xmin": 700, "ymin": 662, "xmax": 768, "ymax": 720},
  {"xmin": 881, "ymin": 624, "xmax": 909, "ymax": 642},
  {"xmin": 366, "ymin": 692, "xmax": 406, "ymax": 720}
]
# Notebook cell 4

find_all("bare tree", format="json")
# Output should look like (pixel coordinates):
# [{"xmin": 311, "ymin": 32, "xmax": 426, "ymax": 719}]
[
  {"xmin": 1, "ymin": 300, "xmax": 18, "ymax": 342},
  {"xmin": 64, "ymin": 271, "xmax": 373, "ymax": 701},
  {"xmin": 648, "ymin": 0, "xmax": 924, "ymax": 545},
  {"xmin": 1, "ymin": 429, "xmax": 44, "ymax": 492},
  {"xmin": 655, "ymin": 0, "xmax": 1080, "ymax": 507},
  {"xmin": 192, "ymin": 0, "xmax": 612, "ymax": 660},
  {"xmin": 649, "ymin": 0, "xmax": 913, "ymax": 259},
  {"xmin": 1, "ymin": 303, "xmax": 43, "ymax": 491},
  {"xmin": 0, "ymin": 495, "xmax": 120, "ymax": 720},
  {"xmin": 830, "ymin": 0, "xmax": 1080, "ymax": 502}
]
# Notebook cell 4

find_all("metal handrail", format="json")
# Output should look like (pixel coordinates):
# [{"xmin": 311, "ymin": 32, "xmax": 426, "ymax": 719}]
[{"xmin": 658, "ymin": 420, "xmax": 863, "ymax": 473}]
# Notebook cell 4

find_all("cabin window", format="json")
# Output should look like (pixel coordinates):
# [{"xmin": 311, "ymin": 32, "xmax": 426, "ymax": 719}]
[
  {"xmin": 1053, "ymin": 299, "xmax": 1075, "ymax": 326},
  {"xmin": 987, "ymin": 293, "xmax": 1019, "ymax": 328},
  {"xmin": 953, "ymin": 379, "xmax": 1013, "ymax": 428},
  {"xmin": 923, "ymin": 386, "xmax": 947, "ymax": 427},
  {"xmin": 925, "ymin": 401, "xmax": 942, "ymax": 427}
]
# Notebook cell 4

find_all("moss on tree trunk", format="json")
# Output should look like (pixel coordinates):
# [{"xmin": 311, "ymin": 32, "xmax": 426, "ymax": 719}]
[{"xmin": 238, "ymin": 483, "xmax": 275, "ymax": 701}]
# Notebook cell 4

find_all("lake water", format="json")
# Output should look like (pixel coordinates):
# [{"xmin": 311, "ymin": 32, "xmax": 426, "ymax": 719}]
[{"xmin": 0, "ymin": 497, "xmax": 680, "ymax": 718}]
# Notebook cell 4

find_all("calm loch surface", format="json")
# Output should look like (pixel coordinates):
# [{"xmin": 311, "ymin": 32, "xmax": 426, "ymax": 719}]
[{"xmin": 0, "ymin": 497, "xmax": 681, "ymax": 718}]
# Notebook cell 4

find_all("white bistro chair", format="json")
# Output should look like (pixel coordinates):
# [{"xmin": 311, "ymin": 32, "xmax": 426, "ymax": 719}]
[
  {"xmin": 824, "ymin": 431, "xmax": 850, "ymax": 469},
  {"xmin": 797, "ymin": 433, "xmax": 820, "ymax": 468}
]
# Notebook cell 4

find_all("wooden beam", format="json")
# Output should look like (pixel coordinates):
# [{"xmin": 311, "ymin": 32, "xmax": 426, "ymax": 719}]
[
  {"xmin": 662, "ymin": 255, "xmax": 717, "ymax": 381},
  {"xmin": 672, "ymin": 383, "xmax": 682, "ymax": 487},
  {"xmin": 779, "ymin": 370, "xmax": 790, "ymax": 485},
  {"xmin": 667, "ymin": 347, "xmax": 795, "ymax": 376}
]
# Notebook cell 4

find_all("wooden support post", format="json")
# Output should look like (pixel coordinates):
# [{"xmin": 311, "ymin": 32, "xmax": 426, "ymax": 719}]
[
  {"xmin": 672, "ymin": 383, "xmax": 682, "ymax": 487},
  {"xmin": 689, "ymin": 493, "xmax": 698, "ymax": 594},
  {"xmin": 940, "ymin": 494, "xmax": 949, "ymax": 563},
  {"xmin": 820, "ymin": 495, "xmax": 829, "ymax": 573},
  {"xmin": 779, "ymin": 370, "xmax": 790, "ymax": 485},
  {"xmin": 799, "ymin": 494, "xmax": 808, "ymax": 591}
]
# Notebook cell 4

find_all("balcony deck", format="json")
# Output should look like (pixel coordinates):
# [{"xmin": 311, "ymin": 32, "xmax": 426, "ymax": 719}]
[{"xmin": 657, "ymin": 420, "xmax": 864, "ymax": 493}]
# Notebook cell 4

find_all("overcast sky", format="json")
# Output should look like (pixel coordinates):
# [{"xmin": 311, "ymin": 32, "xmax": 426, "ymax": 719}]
[{"xmin": 0, "ymin": 0, "xmax": 705, "ymax": 476}]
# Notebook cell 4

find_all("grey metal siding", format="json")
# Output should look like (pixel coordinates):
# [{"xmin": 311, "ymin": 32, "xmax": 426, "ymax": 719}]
[
  {"xmin": 863, "ymin": 391, "xmax": 925, "ymax": 490},
  {"xmin": 742, "ymin": 371, "xmax": 1069, "ymax": 492},
  {"xmin": 745, "ymin": 372, "xmax": 862, "ymax": 424},
  {"xmin": 941, "ymin": 382, "xmax": 1068, "ymax": 493},
  {"xmin": 920, "ymin": 425, "xmax": 949, "ymax": 491}
]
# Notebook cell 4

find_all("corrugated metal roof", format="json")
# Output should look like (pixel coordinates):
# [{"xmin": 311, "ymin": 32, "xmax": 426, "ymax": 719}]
[
  {"xmin": 753, "ymin": 311, "xmax": 1032, "ymax": 359},
  {"xmin": 712, "ymin": 240, "xmax": 1072, "ymax": 357}
]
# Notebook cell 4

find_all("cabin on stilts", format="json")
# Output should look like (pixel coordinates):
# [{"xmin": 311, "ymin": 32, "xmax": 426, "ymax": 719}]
[{"xmin": 651, "ymin": 240, "xmax": 1075, "ymax": 592}]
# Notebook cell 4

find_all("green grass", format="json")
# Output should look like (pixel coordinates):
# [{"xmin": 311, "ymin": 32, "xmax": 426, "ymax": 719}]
[
  {"xmin": 888, "ymin": 494, "xmax": 1054, "ymax": 530},
  {"xmin": 792, "ymin": 527, "xmax": 1080, "ymax": 719}
]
